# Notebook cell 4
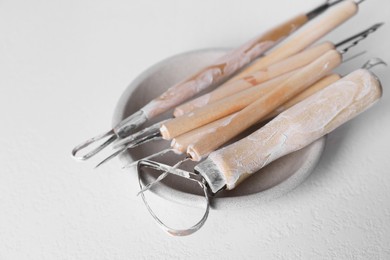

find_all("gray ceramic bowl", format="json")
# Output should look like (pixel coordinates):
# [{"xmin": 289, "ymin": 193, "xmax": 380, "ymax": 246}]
[{"xmin": 112, "ymin": 49, "xmax": 326, "ymax": 209}]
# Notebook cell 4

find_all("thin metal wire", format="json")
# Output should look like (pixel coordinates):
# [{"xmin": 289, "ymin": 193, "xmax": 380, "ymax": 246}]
[
  {"xmin": 137, "ymin": 157, "xmax": 190, "ymax": 195},
  {"xmin": 137, "ymin": 160, "xmax": 210, "ymax": 236}
]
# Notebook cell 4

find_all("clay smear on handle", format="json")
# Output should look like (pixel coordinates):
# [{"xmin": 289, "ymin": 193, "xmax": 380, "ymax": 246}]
[
  {"xmin": 171, "ymin": 114, "xmax": 236, "ymax": 158},
  {"xmin": 173, "ymin": 70, "xmax": 270, "ymax": 117},
  {"xmin": 208, "ymin": 69, "xmax": 381, "ymax": 190},
  {"xmin": 141, "ymin": 40, "xmax": 275, "ymax": 119},
  {"xmin": 177, "ymin": 50, "xmax": 340, "ymax": 161},
  {"xmin": 174, "ymin": 42, "xmax": 335, "ymax": 117},
  {"xmin": 231, "ymin": 1, "xmax": 357, "ymax": 82}
]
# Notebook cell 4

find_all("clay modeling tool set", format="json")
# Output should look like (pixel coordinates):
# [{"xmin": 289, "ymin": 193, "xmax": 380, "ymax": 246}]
[
  {"xmin": 72, "ymin": 0, "xmax": 360, "ymax": 161},
  {"xmin": 137, "ymin": 60, "xmax": 384, "ymax": 235},
  {"xmin": 71, "ymin": 0, "xmax": 386, "ymax": 236},
  {"xmin": 98, "ymin": 23, "xmax": 382, "ymax": 167}
]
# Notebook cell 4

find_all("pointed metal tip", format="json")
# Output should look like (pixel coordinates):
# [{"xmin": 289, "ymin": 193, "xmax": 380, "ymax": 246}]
[
  {"xmin": 94, "ymin": 161, "xmax": 104, "ymax": 169},
  {"xmin": 369, "ymin": 23, "xmax": 385, "ymax": 31},
  {"xmin": 375, "ymin": 22, "xmax": 385, "ymax": 28},
  {"xmin": 122, "ymin": 162, "xmax": 139, "ymax": 169},
  {"xmin": 95, "ymin": 149, "xmax": 125, "ymax": 168}
]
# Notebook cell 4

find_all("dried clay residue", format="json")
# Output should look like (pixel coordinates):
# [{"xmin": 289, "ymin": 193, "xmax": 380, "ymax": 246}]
[
  {"xmin": 141, "ymin": 40, "xmax": 274, "ymax": 119},
  {"xmin": 208, "ymin": 69, "xmax": 381, "ymax": 189}
]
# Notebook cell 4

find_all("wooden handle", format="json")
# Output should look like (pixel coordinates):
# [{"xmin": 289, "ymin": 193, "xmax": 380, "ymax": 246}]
[
  {"xmin": 197, "ymin": 69, "xmax": 382, "ymax": 190},
  {"xmin": 161, "ymin": 71, "xmax": 295, "ymax": 140},
  {"xmin": 171, "ymin": 115, "xmax": 236, "ymax": 154},
  {"xmin": 163, "ymin": 50, "xmax": 340, "ymax": 141},
  {"xmin": 140, "ymin": 14, "xmax": 308, "ymax": 119},
  {"xmin": 173, "ymin": 41, "xmax": 335, "ymax": 117},
  {"xmin": 187, "ymin": 50, "xmax": 342, "ymax": 161},
  {"xmin": 171, "ymin": 74, "xmax": 340, "ymax": 154},
  {"xmin": 229, "ymin": 1, "xmax": 357, "ymax": 82},
  {"xmin": 264, "ymin": 73, "xmax": 341, "ymax": 120}
]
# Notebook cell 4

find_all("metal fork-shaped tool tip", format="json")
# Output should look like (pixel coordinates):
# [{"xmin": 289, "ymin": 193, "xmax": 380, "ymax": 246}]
[
  {"xmin": 94, "ymin": 121, "xmax": 165, "ymax": 168},
  {"xmin": 336, "ymin": 23, "xmax": 384, "ymax": 54},
  {"xmin": 72, "ymin": 110, "xmax": 148, "ymax": 161},
  {"xmin": 72, "ymin": 129, "xmax": 117, "ymax": 161}
]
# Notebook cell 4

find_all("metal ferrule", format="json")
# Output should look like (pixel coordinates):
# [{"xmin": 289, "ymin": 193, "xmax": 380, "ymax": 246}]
[
  {"xmin": 194, "ymin": 158, "xmax": 227, "ymax": 194},
  {"xmin": 306, "ymin": 0, "xmax": 344, "ymax": 20},
  {"xmin": 114, "ymin": 110, "xmax": 148, "ymax": 138}
]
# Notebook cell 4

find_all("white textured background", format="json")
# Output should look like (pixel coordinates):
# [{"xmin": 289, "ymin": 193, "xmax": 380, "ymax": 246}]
[{"xmin": 1, "ymin": 0, "xmax": 390, "ymax": 259}]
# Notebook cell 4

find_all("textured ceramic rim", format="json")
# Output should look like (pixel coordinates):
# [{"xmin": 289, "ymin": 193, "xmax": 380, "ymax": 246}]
[{"xmin": 112, "ymin": 48, "xmax": 326, "ymax": 210}]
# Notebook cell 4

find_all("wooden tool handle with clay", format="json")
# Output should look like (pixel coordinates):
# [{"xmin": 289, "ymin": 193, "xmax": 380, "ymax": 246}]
[
  {"xmin": 228, "ymin": 0, "xmax": 357, "ymax": 82},
  {"xmin": 186, "ymin": 50, "xmax": 342, "ymax": 160},
  {"xmin": 141, "ymin": 1, "xmax": 357, "ymax": 119},
  {"xmin": 162, "ymin": 50, "xmax": 341, "ymax": 141},
  {"xmin": 194, "ymin": 69, "xmax": 382, "ymax": 193},
  {"xmin": 173, "ymin": 42, "xmax": 334, "ymax": 117},
  {"xmin": 171, "ymin": 74, "xmax": 341, "ymax": 154},
  {"xmin": 161, "ymin": 71, "xmax": 295, "ymax": 139},
  {"xmin": 140, "ymin": 13, "xmax": 308, "ymax": 119}
]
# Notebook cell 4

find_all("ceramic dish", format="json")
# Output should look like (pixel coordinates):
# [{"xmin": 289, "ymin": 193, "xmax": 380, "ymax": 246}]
[{"xmin": 112, "ymin": 49, "xmax": 326, "ymax": 209}]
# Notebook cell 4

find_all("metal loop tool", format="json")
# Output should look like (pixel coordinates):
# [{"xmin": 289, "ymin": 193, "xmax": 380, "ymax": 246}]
[
  {"xmin": 137, "ymin": 160, "xmax": 211, "ymax": 236},
  {"xmin": 136, "ymin": 58, "xmax": 385, "ymax": 236}
]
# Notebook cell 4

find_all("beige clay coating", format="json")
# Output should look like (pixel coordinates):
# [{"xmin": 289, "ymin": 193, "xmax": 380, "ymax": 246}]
[{"xmin": 207, "ymin": 69, "xmax": 382, "ymax": 190}]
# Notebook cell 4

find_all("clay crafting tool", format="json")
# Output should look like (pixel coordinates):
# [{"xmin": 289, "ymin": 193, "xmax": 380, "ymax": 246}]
[
  {"xmin": 170, "ymin": 74, "xmax": 341, "ymax": 154},
  {"xmin": 72, "ymin": 0, "xmax": 357, "ymax": 160},
  {"xmin": 175, "ymin": 1, "xmax": 371, "ymax": 117},
  {"xmin": 97, "ymin": 23, "xmax": 382, "ymax": 167},
  {"xmin": 227, "ymin": 0, "xmax": 364, "ymax": 82},
  {"xmin": 137, "ymin": 60, "xmax": 384, "ymax": 236},
  {"xmin": 174, "ymin": 42, "xmax": 336, "ymax": 117},
  {"xmin": 160, "ymin": 24, "xmax": 382, "ymax": 142}
]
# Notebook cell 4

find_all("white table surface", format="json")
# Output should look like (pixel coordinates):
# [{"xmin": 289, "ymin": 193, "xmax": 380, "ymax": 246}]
[{"xmin": 1, "ymin": 0, "xmax": 390, "ymax": 259}]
